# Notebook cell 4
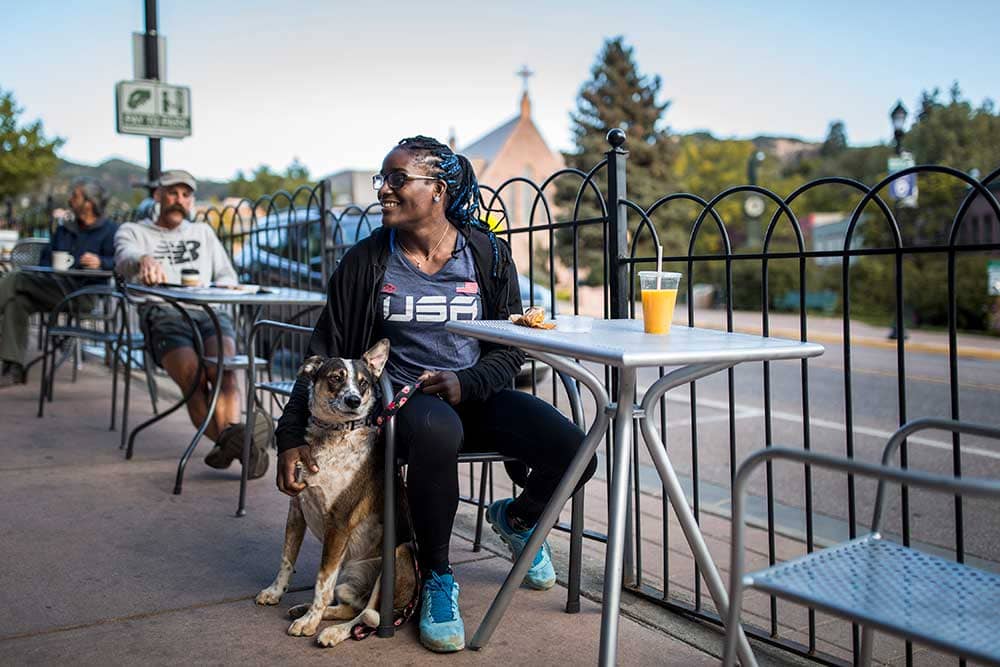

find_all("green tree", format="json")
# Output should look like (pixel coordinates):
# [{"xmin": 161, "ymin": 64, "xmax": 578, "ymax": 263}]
[
  {"xmin": 820, "ymin": 120, "xmax": 848, "ymax": 157},
  {"xmin": 556, "ymin": 36, "xmax": 677, "ymax": 284},
  {"xmin": 228, "ymin": 158, "xmax": 312, "ymax": 201},
  {"xmin": 0, "ymin": 87, "xmax": 64, "ymax": 200}
]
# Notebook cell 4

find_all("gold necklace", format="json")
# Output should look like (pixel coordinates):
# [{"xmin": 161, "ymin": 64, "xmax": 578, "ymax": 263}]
[{"xmin": 398, "ymin": 224, "xmax": 452, "ymax": 269}]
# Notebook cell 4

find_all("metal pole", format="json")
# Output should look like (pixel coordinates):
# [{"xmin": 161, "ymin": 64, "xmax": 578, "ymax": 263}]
[
  {"xmin": 605, "ymin": 128, "xmax": 629, "ymax": 320},
  {"xmin": 604, "ymin": 128, "xmax": 637, "ymax": 582},
  {"xmin": 144, "ymin": 0, "xmax": 161, "ymax": 189}
]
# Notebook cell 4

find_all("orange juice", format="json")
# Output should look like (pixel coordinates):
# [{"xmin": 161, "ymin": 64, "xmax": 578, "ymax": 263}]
[{"xmin": 641, "ymin": 288, "xmax": 677, "ymax": 334}]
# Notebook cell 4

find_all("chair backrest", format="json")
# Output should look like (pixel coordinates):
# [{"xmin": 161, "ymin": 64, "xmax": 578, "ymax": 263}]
[{"xmin": 11, "ymin": 238, "xmax": 49, "ymax": 267}]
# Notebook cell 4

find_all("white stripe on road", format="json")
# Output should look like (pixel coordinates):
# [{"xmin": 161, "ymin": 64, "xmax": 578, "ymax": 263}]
[{"xmin": 640, "ymin": 387, "xmax": 1000, "ymax": 462}]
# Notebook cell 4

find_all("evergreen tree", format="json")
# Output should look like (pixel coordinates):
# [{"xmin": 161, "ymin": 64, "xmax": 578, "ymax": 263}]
[
  {"xmin": 820, "ymin": 120, "xmax": 848, "ymax": 157},
  {"xmin": 556, "ymin": 37, "xmax": 677, "ymax": 284},
  {"xmin": 0, "ymin": 87, "xmax": 64, "ymax": 201}
]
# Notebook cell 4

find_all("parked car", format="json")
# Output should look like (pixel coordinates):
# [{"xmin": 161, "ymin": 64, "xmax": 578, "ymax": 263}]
[{"xmin": 231, "ymin": 205, "xmax": 555, "ymax": 386}]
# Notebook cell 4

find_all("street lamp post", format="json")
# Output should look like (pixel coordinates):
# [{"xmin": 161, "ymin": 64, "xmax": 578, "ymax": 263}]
[
  {"xmin": 888, "ymin": 100, "xmax": 909, "ymax": 340},
  {"xmin": 890, "ymin": 100, "xmax": 908, "ymax": 156},
  {"xmin": 744, "ymin": 150, "xmax": 766, "ymax": 246}
]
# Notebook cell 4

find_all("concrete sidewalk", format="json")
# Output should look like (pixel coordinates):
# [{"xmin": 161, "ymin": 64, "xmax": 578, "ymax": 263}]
[{"xmin": 0, "ymin": 359, "xmax": 744, "ymax": 666}]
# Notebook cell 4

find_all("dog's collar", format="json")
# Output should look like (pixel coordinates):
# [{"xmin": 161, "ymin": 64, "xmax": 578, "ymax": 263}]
[
  {"xmin": 308, "ymin": 414, "xmax": 377, "ymax": 432},
  {"xmin": 307, "ymin": 380, "xmax": 425, "ymax": 434}
]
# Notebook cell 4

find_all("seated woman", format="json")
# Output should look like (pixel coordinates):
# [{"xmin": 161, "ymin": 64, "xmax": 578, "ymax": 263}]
[{"xmin": 274, "ymin": 135, "xmax": 596, "ymax": 653}]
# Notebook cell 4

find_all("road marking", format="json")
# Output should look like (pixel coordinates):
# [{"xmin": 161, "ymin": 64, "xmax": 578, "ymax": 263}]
[
  {"xmin": 642, "ymin": 389, "xmax": 1000, "ymax": 462},
  {"xmin": 807, "ymin": 361, "xmax": 1000, "ymax": 393}
]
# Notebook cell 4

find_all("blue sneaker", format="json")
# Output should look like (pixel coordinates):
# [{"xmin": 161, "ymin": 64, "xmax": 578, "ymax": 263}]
[
  {"xmin": 486, "ymin": 498, "xmax": 556, "ymax": 590},
  {"xmin": 419, "ymin": 571, "xmax": 465, "ymax": 652}
]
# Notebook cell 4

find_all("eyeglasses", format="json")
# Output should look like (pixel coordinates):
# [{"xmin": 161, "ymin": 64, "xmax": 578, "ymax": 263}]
[{"xmin": 372, "ymin": 171, "xmax": 441, "ymax": 191}]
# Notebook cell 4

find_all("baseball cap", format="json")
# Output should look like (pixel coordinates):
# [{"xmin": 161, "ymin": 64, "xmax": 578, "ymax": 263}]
[{"xmin": 157, "ymin": 169, "xmax": 198, "ymax": 192}]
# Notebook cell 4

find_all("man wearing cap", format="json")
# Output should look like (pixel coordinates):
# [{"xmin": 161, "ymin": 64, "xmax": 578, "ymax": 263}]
[
  {"xmin": 115, "ymin": 169, "xmax": 272, "ymax": 479},
  {"xmin": 0, "ymin": 179, "xmax": 118, "ymax": 387}
]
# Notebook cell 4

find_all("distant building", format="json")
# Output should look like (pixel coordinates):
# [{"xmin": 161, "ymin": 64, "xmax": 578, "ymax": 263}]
[
  {"xmin": 326, "ymin": 170, "xmax": 377, "ymax": 208},
  {"xmin": 805, "ymin": 212, "xmax": 865, "ymax": 266},
  {"xmin": 460, "ymin": 86, "xmax": 564, "ymax": 272},
  {"xmin": 958, "ymin": 181, "xmax": 1000, "ymax": 247}
]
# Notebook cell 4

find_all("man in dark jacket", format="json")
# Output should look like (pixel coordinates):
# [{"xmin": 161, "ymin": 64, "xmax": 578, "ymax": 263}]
[{"xmin": 0, "ymin": 179, "xmax": 117, "ymax": 387}]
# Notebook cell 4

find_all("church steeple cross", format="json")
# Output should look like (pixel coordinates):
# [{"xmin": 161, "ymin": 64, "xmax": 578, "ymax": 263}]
[{"xmin": 516, "ymin": 65, "xmax": 534, "ymax": 94}]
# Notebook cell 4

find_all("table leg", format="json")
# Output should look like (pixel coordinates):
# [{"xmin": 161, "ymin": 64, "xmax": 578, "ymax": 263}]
[
  {"xmin": 638, "ymin": 362, "xmax": 758, "ymax": 667},
  {"xmin": 124, "ymin": 302, "xmax": 205, "ymax": 459},
  {"xmin": 237, "ymin": 315, "xmax": 259, "ymax": 517},
  {"xmin": 598, "ymin": 366, "xmax": 636, "ymax": 666},
  {"xmin": 172, "ymin": 304, "xmax": 225, "ymax": 495},
  {"xmin": 469, "ymin": 352, "xmax": 610, "ymax": 650}
]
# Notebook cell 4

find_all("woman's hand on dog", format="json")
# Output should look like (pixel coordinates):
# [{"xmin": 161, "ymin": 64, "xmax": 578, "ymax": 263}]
[
  {"xmin": 277, "ymin": 446, "xmax": 319, "ymax": 496},
  {"xmin": 418, "ymin": 370, "xmax": 461, "ymax": 405}
]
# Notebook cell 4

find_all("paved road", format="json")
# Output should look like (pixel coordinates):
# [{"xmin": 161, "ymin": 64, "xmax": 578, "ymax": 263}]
[{"xmin": 528, "ymin": 338, "xmax": 1000, "ymax": 564}]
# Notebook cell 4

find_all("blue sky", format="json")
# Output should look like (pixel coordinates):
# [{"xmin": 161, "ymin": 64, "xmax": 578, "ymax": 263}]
[{"xmin": 3, "ymin": 0, "xmax": 998, "ymax": 181}]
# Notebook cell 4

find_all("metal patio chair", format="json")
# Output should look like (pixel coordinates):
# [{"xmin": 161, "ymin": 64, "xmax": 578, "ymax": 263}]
[
  {"xmin": 36, "ymin": 284, "xmax": 145, "ymax": 449},
  {"xmin": 9, "ymin": 237, "xmax": 48, "ymax": 267},
  {"xmin": 724, "ymin": 418, "xmax": 1000, "ymax": 667},
  {"xmin": 375, "ymin": 368, "xmax": 590, "ymax": 637}
]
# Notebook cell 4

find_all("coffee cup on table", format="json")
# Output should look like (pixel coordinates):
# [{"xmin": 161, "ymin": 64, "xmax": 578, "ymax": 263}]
[
  {"xmin": 181, "ymin": 268, "xmax": 201, "ymax": 287},
  {"xmin": 51, "ymin": 251, "xmax": 74, "ymax": 271}
]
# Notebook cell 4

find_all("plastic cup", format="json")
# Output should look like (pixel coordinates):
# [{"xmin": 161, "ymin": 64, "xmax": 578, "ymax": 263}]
[{"xmin": 639, "ymin": 271, "xmax": 681, "ymax": 334}]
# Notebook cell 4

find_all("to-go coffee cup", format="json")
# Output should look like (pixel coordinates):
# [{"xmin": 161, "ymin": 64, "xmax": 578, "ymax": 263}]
[
  {"xmin": 181, "ymin": 268, "xmax": 201, "ymax": 287},
  {"xmin": 51, "ymin": 251, "xmax": 74, "ymax": 271}
]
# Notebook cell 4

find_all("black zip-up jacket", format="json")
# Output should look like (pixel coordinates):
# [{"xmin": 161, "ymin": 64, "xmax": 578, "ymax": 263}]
[{"xmin": 275, "ymin": 224, "xmax": 525, "ymax": 454}]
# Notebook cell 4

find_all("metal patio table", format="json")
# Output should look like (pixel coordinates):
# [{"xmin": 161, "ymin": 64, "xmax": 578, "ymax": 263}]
[
  {"xmin": 17, "ymin": 265, "xmax": 115, "ymax": 376},
  {"xmin": 124, "ymin": 284, "xmax": 326, "ymax": 494},
  {"xmin": 16, "ymin": 264, "xmax": 115, "ymax": 281},
  {"xmin": 445, "ymin": 318, "xmax": 824, "ymax": 666}
]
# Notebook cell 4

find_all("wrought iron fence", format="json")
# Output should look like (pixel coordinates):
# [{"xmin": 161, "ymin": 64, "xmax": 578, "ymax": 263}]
[{"xmin": 467, "ymin": 132, "xmax": 1000, "ymax": 666}]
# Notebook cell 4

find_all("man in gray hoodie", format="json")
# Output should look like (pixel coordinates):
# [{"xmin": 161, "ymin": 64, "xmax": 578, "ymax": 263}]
[{"xmin": 115, "ymin": 169, "xmax": 271, "ymax": 479}]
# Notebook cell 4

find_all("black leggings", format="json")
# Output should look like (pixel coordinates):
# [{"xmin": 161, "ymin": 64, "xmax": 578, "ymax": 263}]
[{"xmin": 394, "ymin": 389, "xmax": 598, "ymax": 574}]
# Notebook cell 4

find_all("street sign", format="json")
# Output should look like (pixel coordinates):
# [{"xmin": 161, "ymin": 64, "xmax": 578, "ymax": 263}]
[
  {"xmin": 115, "ymin": 80, "xmax": 191, "ymax": 139},
  {"xmin": 989, "ymin": 260, "xmax": 1000, "ymax": 296},
  {"xmin": 887, "ymin": 151, "xmax": 918, "ymax": 207}
]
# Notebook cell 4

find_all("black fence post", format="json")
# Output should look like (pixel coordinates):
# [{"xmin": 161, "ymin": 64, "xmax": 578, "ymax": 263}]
[
  {"xmin": 605, "ymin": 128, "xmax": 629, "ymax": 319},
  {"xmin": 319, "ymin": 178, "xmax": 331, "ymax": 286},
  {"xmin": 45, "ymin": 195, "xmax": 55, "ymax": 237}
]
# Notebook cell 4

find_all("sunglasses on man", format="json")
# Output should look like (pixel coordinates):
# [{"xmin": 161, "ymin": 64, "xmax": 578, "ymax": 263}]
[{"xmin": 372, "ymin": 171, "xmax": 442, "ymax": 191}]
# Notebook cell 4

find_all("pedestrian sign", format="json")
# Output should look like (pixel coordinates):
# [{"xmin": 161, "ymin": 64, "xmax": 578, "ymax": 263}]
[{"xmin": 115, "ymin": 80, "xmax": 191, "ymax": 139}]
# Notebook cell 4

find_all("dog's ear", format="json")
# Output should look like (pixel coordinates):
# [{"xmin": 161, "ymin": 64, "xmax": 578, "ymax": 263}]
[
  {"xmin": 298, "ymin": 355, "xmax": 326, "ymax": 380},
  {"xmin": 362, "ymin": 338, "xmax": 390, "ymax": 378}
]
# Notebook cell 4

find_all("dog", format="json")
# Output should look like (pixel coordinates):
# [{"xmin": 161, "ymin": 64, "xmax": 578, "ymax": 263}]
[{"xmin": 255, "ymin": 338, "xmax": 417, "ymax": 647}]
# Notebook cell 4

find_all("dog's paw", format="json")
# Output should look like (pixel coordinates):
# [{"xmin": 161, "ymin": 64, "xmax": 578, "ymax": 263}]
[
  {"xmin": 316, "ymin": 623, "xmax": 350, "ymax": 648},
  {"xmin": 288, "ymin": 615, "xmax": 320, "ymax": 637},
  {"xmin": 255, "ymin": 587, "xmax": 282, "ymax": 605},
  {"xmin": 287, "ymin": 603, "xmax": 309, "ymax": 619}
]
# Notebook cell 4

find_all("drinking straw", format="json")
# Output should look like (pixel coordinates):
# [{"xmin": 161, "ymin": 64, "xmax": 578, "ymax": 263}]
[{"xmin": 656, "ymin": 245, "xmax": 663, "ymax": 289}]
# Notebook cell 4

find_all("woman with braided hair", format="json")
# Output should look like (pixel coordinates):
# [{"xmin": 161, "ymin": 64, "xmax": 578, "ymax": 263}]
[{"xmin": 274, "ymin": 136, "xmax": 597, "ymax": 652}]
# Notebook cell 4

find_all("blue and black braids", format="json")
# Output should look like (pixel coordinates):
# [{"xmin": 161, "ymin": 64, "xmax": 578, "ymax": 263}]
[
  {"xmin": 397, "ymin": 135, "xmax": 501, "ymax": 275},
  {"xmin": 396, "ymin": 135, "xmax": 483, "ymax": 228}
]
